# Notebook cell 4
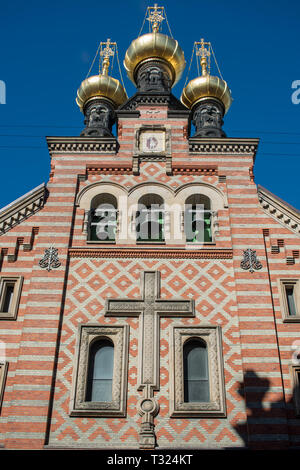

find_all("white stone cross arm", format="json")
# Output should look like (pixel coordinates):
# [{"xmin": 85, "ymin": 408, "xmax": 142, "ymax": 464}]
[{"xmin": 105, "ymin": 270, "xmax": 195, "ymax": 389}]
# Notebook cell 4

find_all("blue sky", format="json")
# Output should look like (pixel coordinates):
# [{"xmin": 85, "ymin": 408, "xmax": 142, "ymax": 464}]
[{"xmin": 0, "ymin": 0, "xmax": 299, "ymax": 210}]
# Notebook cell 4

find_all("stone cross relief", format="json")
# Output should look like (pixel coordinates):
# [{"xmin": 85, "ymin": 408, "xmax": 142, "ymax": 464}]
[{"xmin": 105, "ymin": 270, "xmax": 195, "ymax": 449}]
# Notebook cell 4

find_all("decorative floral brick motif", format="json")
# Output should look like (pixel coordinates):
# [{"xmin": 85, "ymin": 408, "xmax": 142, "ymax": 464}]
[{"xmin": 48, "ymin": 257, "xmax": 246, "ymax": 448}]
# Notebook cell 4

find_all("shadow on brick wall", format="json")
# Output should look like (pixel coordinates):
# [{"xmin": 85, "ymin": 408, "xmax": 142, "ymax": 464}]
[{"xmin": 232, "ymin": 369, "xmax": 300, "ymax": 450}]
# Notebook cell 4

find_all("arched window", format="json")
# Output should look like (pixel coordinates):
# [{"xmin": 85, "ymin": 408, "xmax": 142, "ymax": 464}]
[
  {"xmin": 184, "ymin": 194, "xmax": 212, "ymax": 243},
  {"xmin": 89, "ymin": 194, "xmax": 117, "ymax": 242},
  {"xmin": 136, "ymin": 194, "xmax": 164, "ymax": 242},
  {"xmin": 183, "ymin": 338, "xmax": 209, "ymax": 402},
  {"xmin": 86, "ymin": 339, "xmax": 114, "ymax": 402}
]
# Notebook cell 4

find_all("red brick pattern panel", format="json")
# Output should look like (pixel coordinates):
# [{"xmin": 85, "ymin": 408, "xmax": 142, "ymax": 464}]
[
  {"xmin": 48, "ymin": 257, "xmax": 247, "ymax": 448},
  {"xmin": 1, "ymin": 104, "xmax": 300, "ymax": 450}
]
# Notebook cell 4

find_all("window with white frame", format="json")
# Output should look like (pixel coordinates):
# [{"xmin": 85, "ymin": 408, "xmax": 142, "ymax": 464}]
[
  {"xmin": 184, "ymin": 194, "xmax": 212, "ymax": 243},
  {"xmin": 88, "ymin": 193, "xmax": 118, "ymax": 243},
  {"xmin": 70, "ymin": 325, "xmax": 129, "ymax": 417},
  {"xmin": 170, "ymin": 325, "xmax": 226, "ymax": 417},
  {"xmin": 136, "ymin": 194, "xmax": 165, "ymax": 243},
  {"xmin": 291, "ymin": 365, "xmax": 300, "ymax": 416},
  {"xmin": 0, "ymin": 362, "xmax": 8, "ymax": 413},
  {"xmin": 279, "ymin": 279, "xmax": 300, "ymax": 322},
  {"xmin": 0, "ymin": 276, "xmax": 23, "ymax": 320}
]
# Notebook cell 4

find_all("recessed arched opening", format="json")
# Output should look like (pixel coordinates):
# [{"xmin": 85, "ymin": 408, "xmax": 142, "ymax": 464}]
[
  {"xmin": 86, "ymin": 338, "xmax": 114, "ymax": 402},
  {"xmin": 184, "ymin": 194, "xmax": 212, "ymax": 243},
  {"xmin": 89, "ymin": 193, "xmax": 118, "ymax": 242},
  {"xmin": 183, "ymin": 338, "xmax": 209, "ymax": 403},
  {"xmin": 136, "ymin": 193, "xmax": 165, "ymax": 242}
]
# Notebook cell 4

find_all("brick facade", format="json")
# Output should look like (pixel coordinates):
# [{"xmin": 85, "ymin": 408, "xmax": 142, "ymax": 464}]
[{"xmin": 0, "ymin": 103, "xmax": 299, "ymax": 450}]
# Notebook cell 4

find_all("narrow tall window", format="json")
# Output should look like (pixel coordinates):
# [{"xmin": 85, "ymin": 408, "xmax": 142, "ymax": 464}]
[
  {"xmin": 136, "ymin": 194, "xmax": 164, "ymax": 242},
  {"xmin": 0, "ymin": 276, "xmax": 23, "ymax": 320},
  {"xmin": 0, "ymin": 362, "xmax": 8, "ymax": 412},
  {"xmin": 2, "ymin": 284, "xmax": 14, "ymax": 313},
  {"xmin": 86, "ymin": 339, "xmax": 114, "ymax": 402},
  {"xmin": 286, "ymin": 286, "xmax": 297, "ymax": 316},
  {"xmin": 280, "ymin": 279, "xmax": 300, "ymax": 322},
  {"xmin": 185, "ymin": 195, "xmax": 212, "ymax": 243},
  {"xmin": 291, "ymin": 366, "xmax": 300, "ymax": 416},
  {"xmin": 88, "ymin": 194, "xmax": 117, "ymax": 242},
  {"xmin": 183, "ymin": 339, "xmax": 209, "ymax": 402}
]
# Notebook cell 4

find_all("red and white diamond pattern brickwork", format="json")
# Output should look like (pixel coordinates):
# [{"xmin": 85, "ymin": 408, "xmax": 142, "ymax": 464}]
[
  {"xmin": 82, "ymin": 161, "xmax": 218, "ymax": 192},
  {"xmin": 49, "ymin": 258, "xmax": 247, "ymax": 448}
]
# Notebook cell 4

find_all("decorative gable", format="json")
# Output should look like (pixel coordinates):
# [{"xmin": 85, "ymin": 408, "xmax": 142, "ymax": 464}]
[
  {"xmin": 258, "ymin": 185, "xmax": 300, "ymax": 236},
  {"xmin": 0, "ymin": 183, "xmax": 46, "ymax": 235}
]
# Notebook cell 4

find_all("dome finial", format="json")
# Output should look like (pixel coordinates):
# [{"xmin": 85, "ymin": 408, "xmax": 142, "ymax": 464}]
[
  {"xmin": 196, "ymin": 39, "xmax": 210, "ymax": 77},
  {"xmin": 100, "ymin": 39, "xmax": 115, "ymax": 76},
  {"xmin": 146, "ymin": 4, "xmax": 165, "ymax": 33}
]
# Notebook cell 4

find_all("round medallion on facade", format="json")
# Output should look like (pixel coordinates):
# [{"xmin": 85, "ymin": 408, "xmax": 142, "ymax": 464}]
[{"xmin": 141, "ymin": 399, "xmax": 155, "ymax": 413}]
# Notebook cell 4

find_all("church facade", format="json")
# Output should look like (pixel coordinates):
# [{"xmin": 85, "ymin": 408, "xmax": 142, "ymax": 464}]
[{"xmin": 0, "ymin": 6, "xmax": 300, "ymax": 451}]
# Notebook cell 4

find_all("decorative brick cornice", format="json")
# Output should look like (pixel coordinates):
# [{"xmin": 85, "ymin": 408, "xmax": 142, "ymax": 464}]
[
  {"xmin": 47, "ymin": 137, "xmax": 118, "ymax": 155},
  {"xmin": 86, "ymin": 164, "xmax": 132, "ymax": 175},
  {"xmin": 69, "ymin": 247, "xmax": 233, "ymax": 259},
  {"xmin": 172, "ymin": 165, "xmax": 217, "ymax": 175},
  {"xmin": 0, "ymin": 184, "xmax": 46, "ymax": 235},
  {"xmin": 118, "ymin": 92, "xmax": 187, "ymax": 112},
  {"xmin": 189, "ymin": 138, "xmax": 259, "ymax": 158},
  {"xmin": 258, "ymin": 185, "xmax": 300, "ymax": 236}
]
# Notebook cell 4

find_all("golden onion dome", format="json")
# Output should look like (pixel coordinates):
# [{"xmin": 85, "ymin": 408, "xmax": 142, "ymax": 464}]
[
  {"xmin": 76, "ymin": 74, "xmax": 127, "ymax": 112},
  {"xmin": 124, "ymin": 32, "xmax": 186, "ymax": 87},
  {"xmin": 181, "ymin": 40, "xmax": 232, "ymax": 114},
  {"xmin": 181, "ymin": 74, "xmax": 232, "ymax": 114}
]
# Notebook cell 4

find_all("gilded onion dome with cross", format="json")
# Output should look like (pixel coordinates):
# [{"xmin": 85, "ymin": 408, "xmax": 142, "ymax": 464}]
[
  {"xmin": 76, "ymin": 39, "xmax": 127, "ymax": 112},
  {"xmin": 181, "ymin": 39, "xmax": 233, "ymax": 137},
  {"xmin": 124, "ymin": 4, "xmax": 186, "ymax": 92},
  {"xmin": 75, "ymin": 39, "xmax": 127, "ymax": 136},
  {"xmin": 181, "ymin": 39, "xmax": 232, "ymax": 113}
]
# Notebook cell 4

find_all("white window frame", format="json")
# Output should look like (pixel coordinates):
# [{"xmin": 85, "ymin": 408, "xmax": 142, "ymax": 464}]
[
  {"xmin": 69, "ymin": 324, "xmax": 129, "ymax": 417},
  {"xmin": 279, "ymin": 279, "xmax": 300, "ymax": 322},
  {"xmin": 291, "ymin": 365, "xmax": 300, "ymax": 416},
  {"xmin": 0, "ymin": 276, "xmax": 23, "ymax": 320},
  {"xmin": 0, "ymin": 361, "xmax": 8, "ymax": 412},
  {"xmin": 169, "ymin": 325, "xmax": 226, "ymax": 417}
]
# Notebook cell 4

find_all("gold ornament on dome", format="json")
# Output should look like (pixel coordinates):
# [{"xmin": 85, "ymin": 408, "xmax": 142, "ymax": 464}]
[
  {"xmin": 181, "ymin": 38, "xmax": 232, "ymax": 113},
  {"xmin": 124, "ymin": 4, "xmax": 186, "ymax": 87},
  {"xmin": 76, "ymin": 38, "xmax": 127, "ymax": 112},
  {"xmin": 146, "ymin": 3, "xmax": 165, "ymax": 33}
]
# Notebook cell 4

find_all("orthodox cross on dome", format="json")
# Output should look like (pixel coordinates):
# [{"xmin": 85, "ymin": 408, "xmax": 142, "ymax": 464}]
[
  {"xmin": 105, "ymin": 270, "xmax": 194, "ymax": 449},
  {"xmin": 99, "ymin": 38, "xmax": 116, "ymax": 76},
  {"xmin": 147, "ymin": 4, "xmax": 165, "ymax": 33},
  {"xmin": 195, "ymin": 38, "xmax": 211, "ymax": 76}
]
